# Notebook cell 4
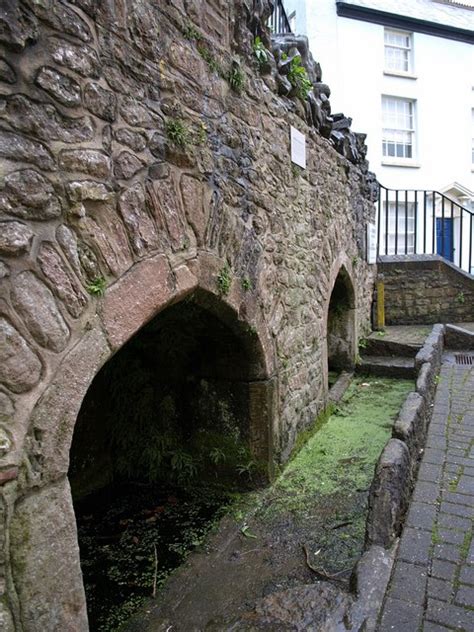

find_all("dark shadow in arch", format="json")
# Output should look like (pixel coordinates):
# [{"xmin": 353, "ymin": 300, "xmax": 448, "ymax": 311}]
[
  {"xmin": 327, "ymin": 267, "xmax": 356, "ymax": 386},
  {"xmin": 70, "ymin": 289, "xmax": 272, "ymax": 497},
  {"xmin": 68, "ymin": 289, "xmax": 274, "ymax": 629}
]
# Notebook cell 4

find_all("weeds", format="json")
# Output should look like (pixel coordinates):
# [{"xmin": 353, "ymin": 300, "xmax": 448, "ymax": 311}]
[
  {"xmin": 217, "ymin": 264, "xmax": 232, "ymax": 296},
  {"xmin": 197, "ymin": 43, "xmax": 221, "ymax": 74},
  {"xmin": 236, "ymin": 459, "xmax": 258, "ymax": 482},
  {"xmin": 209, "ymin": 447, "xmax": 227, "ymax": 465},
  {"xmin": 448, "ymin": 474, "xmax": 460, "ymax": 492},
  {"xmin": 227, "ymin": 64, "xmax": 244, "ymax": 94},
  {"xmin": 183, "ymin": 23, "xmax": 201, "ymax": 41},
  {"xmin": 240, "ymin": 524, "xmax": 257, "ymax": 539},
  {"xmin": 291, "ymin": 163, "xmax": 302, "ymax": 178},
  {"xmin": 86, "ymin": 276, "xmax": 106, "ymax": 297},
  {"xmin": 253, "ymin": 36, "xmax": 268, "ymax": 70},
  {"xmin": 241, "ymin": 277, "xmax": 252, "ymax": 291},
  {"xmin": 287, "ymin": 55, "xmax": 313, "ymax": 100},
  {"xmin": 165, "ymin": 118, "xmax": 189, "ymax": 148},
  {"xmin": 431, "ymin": 524, "xmax": 442, "ymax": 545}
]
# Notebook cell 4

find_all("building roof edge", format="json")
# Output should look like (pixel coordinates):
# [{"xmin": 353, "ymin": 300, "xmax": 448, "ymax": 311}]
[{"xmin": 336, "ymin": 1, "xmax": 474, "ymax": 43}]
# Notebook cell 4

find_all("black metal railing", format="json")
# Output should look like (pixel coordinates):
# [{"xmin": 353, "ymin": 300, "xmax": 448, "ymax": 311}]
[
  {"xmin": 377, "ymin": 184, "xmax": 474, "ymax": 275},
  {"xmin": 269, "ymin": 0, "xmax": 292, "ymax": 34}
]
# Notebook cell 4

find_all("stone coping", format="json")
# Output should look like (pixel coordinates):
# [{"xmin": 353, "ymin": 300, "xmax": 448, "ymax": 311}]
[
  {"xmin": 378, "ymin": 254, "xmax": 474, "ymax": 282},
  {"xmin": 445, "ymin": 323, "xmax": 474, "ymax": 350},
  {"xmin": 351, "ymin": 324, "xmax": 445, "ymax": 629},
  {"xmin": 365, "ymin": 323, "xmax": 445, "ymax": 548}
]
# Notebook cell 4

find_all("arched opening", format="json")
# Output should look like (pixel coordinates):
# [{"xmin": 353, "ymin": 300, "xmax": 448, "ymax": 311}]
[
  {"xmin": 68, "ymin": 290, "xmax": 271, "ymax": 630},
  {"xmin": 327, "ymin": 267, "xmax": 356, "ymax": 388}
]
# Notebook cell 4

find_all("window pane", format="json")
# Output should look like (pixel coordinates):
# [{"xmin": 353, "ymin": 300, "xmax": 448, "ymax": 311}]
[
  {"xmin": 382, "ymin": 97, "xmax": 415, "ymax": 159},
  {"xmin": 384, "ymin": 202, "xmax": 415, "ymax": 254},
  {"xmin": 384, "ymin": 29, "xmax": 412, "ymax": 72}
]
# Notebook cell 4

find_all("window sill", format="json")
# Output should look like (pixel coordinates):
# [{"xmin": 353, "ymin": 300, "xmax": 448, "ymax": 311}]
[
  {"xmin": 383, "ymin": 71, "xmax": 417, "ymax": 80},
  {"xmin": 381, "ymin": 160, "xmax": 421, "ymax": 168}
]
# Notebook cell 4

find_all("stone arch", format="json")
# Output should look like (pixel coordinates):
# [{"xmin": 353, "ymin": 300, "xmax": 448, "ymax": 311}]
[
  {"xmin": 325, "ymin": 262, "xmax": 357, "ymax": 380},
  {"xmin": 9, "ymin": 253, "xmax": 277, "ymax": 632}
]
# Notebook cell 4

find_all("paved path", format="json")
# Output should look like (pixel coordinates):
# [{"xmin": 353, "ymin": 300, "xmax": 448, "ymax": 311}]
[{"xmin": 379, "ymin": 352, "xmax": 474, "ymax": 632}]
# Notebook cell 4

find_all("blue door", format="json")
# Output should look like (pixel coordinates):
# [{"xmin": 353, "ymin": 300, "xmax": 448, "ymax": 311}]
[{"xmin": 436, "ymin": 218, "xmax": 454, "ymax": 262}]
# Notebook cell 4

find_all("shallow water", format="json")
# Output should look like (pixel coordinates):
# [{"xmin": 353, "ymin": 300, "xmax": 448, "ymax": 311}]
[
  {"xmin": 75, "ymin": 483, "xmax": 230, "ymax": 631},
  {"xmin": 76, "ymin": 376, "xmax": 414, "ymax": 631}
]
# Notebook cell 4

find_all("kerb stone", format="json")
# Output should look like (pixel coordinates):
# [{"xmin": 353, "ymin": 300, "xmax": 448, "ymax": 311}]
[
  {"xmin": 393, "ymin": 391, "xmax": 425, "ymax": 458},
  {"xmin": 366, "ymin": 438, "xmax": 411, "ymax": 547}
]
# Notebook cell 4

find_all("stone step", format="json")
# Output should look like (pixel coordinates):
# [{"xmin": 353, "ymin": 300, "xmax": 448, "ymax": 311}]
[
  {"xmin": 445, "ymin": 323, "xmax": 474, "ymax": 351},
  {"xmin": 363, "ymin": 337, "xmax": 421, "ymax": 358},
  {"xmin": 328, "ymin": 370, "xmax": 353, "ymax": 403},
  {"xmin": 356, "ymin": 355, "xmax": 415, "ymax": 379}
]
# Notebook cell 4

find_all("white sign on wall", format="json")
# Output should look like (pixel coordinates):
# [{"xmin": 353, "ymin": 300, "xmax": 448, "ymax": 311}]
[
  {"xmin": 290, "ymin": 126, "xmax": 306, "ymax": 169},
  {"xmin": 367, "ymin": 222, "xmax": 377, "ymax": 264}
]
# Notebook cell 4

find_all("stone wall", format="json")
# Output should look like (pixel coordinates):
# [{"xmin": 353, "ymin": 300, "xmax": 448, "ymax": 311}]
[
  {"xmin": 0, "ymin": 1, "xmax": 377, "ymax": 628},
  {"xmin": 379, "ymin": 255, "xmax": 474, "ymax": 325}
]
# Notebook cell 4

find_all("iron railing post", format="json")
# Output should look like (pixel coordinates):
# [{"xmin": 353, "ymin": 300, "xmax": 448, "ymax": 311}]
[
  {"xmin": 375, "ymin": 184, "xmax": 474, "ymax": 274},
  {"xmin": 470, "ymin": 214, "xmax": 473, "ymax": 274},
  {"xmin": 269, "ymin": 0, "xmax": 292, "ymax": 34},
  {"xmin": 414, "ymin": 190, "xmax": 418, "ymax": 254},
  {"xmin": 395, "ymin": 190, "xmax": 399, "ymax": 255}
]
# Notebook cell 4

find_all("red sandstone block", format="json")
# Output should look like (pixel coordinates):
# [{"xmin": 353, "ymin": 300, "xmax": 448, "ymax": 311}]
[{"xmin": 0, "ymin": 467, "xmax": 18, "ymax": 485}]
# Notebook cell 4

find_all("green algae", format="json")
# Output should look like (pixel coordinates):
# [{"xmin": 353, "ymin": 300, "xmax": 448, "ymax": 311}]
[
  {"xmin": 274, "ymin": 376, "xmax": 414, "ymax": 508},
  {"xmin": 249, "ymin": 376, "xmax": 416, "ymax": 574},
  {"xmin": 112, "ymin": 375, "xmax": 416, "ymax": 629}
]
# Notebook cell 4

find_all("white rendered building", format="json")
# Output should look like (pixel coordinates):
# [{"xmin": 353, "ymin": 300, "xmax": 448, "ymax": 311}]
[{"xmin": 282, "ymin": 0, "xmax": 474, "ymax": 270}]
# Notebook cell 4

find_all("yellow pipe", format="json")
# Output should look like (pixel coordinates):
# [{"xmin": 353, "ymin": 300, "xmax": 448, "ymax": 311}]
[{"xmin": 377, "ymin": 281, "xmax": 385, "ymax": 330}]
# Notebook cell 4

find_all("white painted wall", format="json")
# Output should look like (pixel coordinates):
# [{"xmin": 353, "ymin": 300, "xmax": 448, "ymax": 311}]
[
  {"xmin": 282, "ymin": 0, "xmax": 474, "ymax": 272},
  {"xmin": 282, "ymin": 0, "xmax": 474, "ymax": 197}
]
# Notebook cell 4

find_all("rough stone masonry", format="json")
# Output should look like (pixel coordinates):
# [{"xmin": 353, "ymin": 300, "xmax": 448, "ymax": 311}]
[{"xmin": 0, "ymin": 1, "xmax": 378, "ymax": 629}]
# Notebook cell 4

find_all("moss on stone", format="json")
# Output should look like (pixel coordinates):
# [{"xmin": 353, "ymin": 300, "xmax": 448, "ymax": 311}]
[
  {"xmin": 274, "ymin": 376, "xmax": 414, "ymax": 506},
  {"xmin": 9, "ymin": 508, "xmax": 30, "ymax": 578}
]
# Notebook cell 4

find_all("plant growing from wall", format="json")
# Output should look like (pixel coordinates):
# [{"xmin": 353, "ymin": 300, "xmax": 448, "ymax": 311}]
[
  {"xmin": 197, "ymin": 43, "xmax": 221, "ymax": 74},
  {"xmin": 291, "ymin": 163, "xmax": 302, "ymax": 178},
  {"xmin": 456, "ymin": 291, "xmax": 465, "ymax": 304},
  {"xmin": 209, "ymin": 447, "xmax": 227, "ymax": 465},
  {"xmin": 169, "ymin": 448, "xmax": 199, "ymax": 481},
  {"xmin": 217, "ymin": 264, "xmax": 232, "ymax": 295},
  {"xmin": 165, "ymin": 118, "xmax": 189, "ymax": 148},
  {"xmin": 236, "ymin": 458, "xmax": 257, "ymax": 481},
  {"xmin": 227, "ymin": 63, "xmax": 244, "ymax": 94},
  {"xmin": 287, "ymin": 55, "xmax": 313, "ymax": 100},
  {"xmin": 86, "ymin": 276, "xmax": 106, "ymax": 297},
  {"xmin": 241, "ymin": 276, "xmax": 252, "ymax": 291},
  {"xmin": 252, "ymin": 36, "xmax": 268, "ymax": 70},
  {"xmin": 183, "ymin": 23, "xmax": 201, "ymax": 41}
]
